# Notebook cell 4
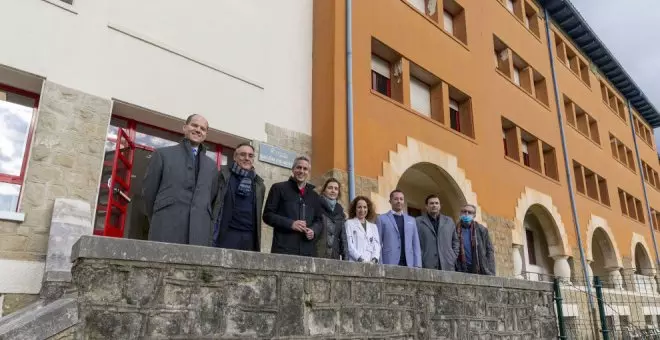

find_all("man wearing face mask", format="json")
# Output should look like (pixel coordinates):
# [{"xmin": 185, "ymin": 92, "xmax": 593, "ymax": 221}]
[
  {"xmin": 212, "ymin": 142, "xmax": 265, "ymax": 251},
  {"xmin": 143, "ymin": 114, "xmax": 219, "ymax": 246},
  {"xmin": 455, "ymin": 204, "xmax": 495, "ymax": 275}
]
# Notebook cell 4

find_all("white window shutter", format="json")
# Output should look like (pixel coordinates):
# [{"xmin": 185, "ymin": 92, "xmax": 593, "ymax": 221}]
[
  {"xmin": 407, "ymin": 0, "xmax": 426, "ymax": 13},
  {"xmin": 371, "ymin": 55, "xmax": 391, "ymax": 79},
  {"xmin": 410, "ymin": 77, "xmax": 431, "ymax": 116},
  {"xmin": 506, "ymin": 0, "xmax": 515, "ymax": 12},
  {"xmin": 513, "ymin": 67, "xmax": 521, "ymax": 85},
  {"xmin": 449, "ymin": 99, "xmax": 459, "ymax": 111},
  {"xmin": 443, "ymin": 11, "xmax": 454, "ymax": 35}
]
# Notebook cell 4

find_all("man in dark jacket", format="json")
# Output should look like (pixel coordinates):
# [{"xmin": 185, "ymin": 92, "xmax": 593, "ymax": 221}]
[
  {"xmin": 455, "ymin": 204, "xmax": 496, "ymax": 275},
  {"xmin": 263, "ymin": 156, "xmax": 323, "ymax": 256},
  {"xmin": 142, "ymin": 114, "xmax": 218, "ymax": 246},
  {"xmin": 212, "ymin": 142, "xmax": 265, "ymax": 251},
  {"xmin": 416, "ymin": 194, "xmax": 459, "ymax": 271}
]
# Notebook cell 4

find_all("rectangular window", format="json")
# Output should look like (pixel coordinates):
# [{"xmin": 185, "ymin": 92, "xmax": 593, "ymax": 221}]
[
  {"xmin": 371, "ymin": 54, "xmax": 391, "ymax": 97},
  {"xmin": 609, "ymin": 133, "xmax": 636, "ymax": 172},
  {"xmin": 443, "ymin": 1, "xmax": 467, "ymax": 44},
  {"xmin": 543, "ymin": 144, "xmax": 559, "ymax": 180},
  {"xmin": 502, "ymin": 117, "xmax": 559, "ymax": 181},
  {"xmin": 449, "ymin": 99, "xmax": 460, "ymax": 132},
  {"xmin": 573, "ymin": 161, "xmax": 585, "ymax": 194},
  {"xmin": 565, "ymin": 96, "xmax": 599, "ymax": 144},
  {"xmin": 512, "ymin": 67, "xmax": 521, "ymax": 85},
  {"xmin": 443, "ymin": 10, "xmax": 454, "ymax": 35},
  {"xmin": 407, "ymin": 0, "xmax": 426, "ymax": 13},
  {"xmin": 0, "ymin": 84, "xmax": 39, "ymax": 213},
  {"xmin": 618, "ymin": 188, "xmax": 645, "ymax": 223},
  {"xmin": 502, "ymin": 118, "xmax": 519, "ymax": 161},
  {"xmin": 526, "ymin": 229, "xmax": 537, "ymax": 265},
  {"xmin": 410, "ymin": 77, "xmax": 431, "ymax": 116},
  {"xmin": 521, "ymin": 140, "xmax": 530, "ymax": 167},
  {"xmin": 448, "ymin": 86, "xmax": 474, "ymax": 138},
  {"xmin": 598, "ymin": 176, "xmax": 610, "ymax": 206},
  {"xmin": 573, "ymin": 161, "xmax": 609, "ymax": 206},
  {"xmin": 523, "ymin": 2, "xmax": 540, "ymax": 37},
  {"xmin": 506, "ymin": 0, "xmax": 515, "ymax": 12}
]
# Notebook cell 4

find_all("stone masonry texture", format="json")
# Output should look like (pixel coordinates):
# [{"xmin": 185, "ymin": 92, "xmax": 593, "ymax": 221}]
[
  {"xmin": 0, "ymin": 81, "xmax": 110, "ymax": 261},
  {"xmin": 69, "ymin": 235, "xmax": 558, "ymax": 339},
  {"xmin": 0, "ymin": 81, "xmax": 111, "ymax": 316},
  {"xmin": 482, "ymin": 211, "xmax": 516, "ymax": 278}
]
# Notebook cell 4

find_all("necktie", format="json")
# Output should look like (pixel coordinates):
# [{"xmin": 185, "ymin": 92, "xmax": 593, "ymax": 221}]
[{"xmin": 192, "ymin": 148, "xmax": 197, "ymax": 159}]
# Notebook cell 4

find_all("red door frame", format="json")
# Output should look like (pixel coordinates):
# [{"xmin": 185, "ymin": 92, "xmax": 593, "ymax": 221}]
[
  {"xmin": 0, "ymin": 83, "xmax": 40, "ymax": 212},
  {"xmin": 96, "ymin": 115, "xmax": 225, "ymax": 237}
]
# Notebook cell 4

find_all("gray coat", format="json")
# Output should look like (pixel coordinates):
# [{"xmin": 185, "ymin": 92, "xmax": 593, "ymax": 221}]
[
  {"xmin": 211, "ymin": 166, "xmax": 265, "ymax": 249},
  {"xmin": 142, "ymin": 140, "xmax": 219, "ymax": 246},
  {"xmin": 416, "ymin": 213, "xmax": 459, "ymax": 271}
]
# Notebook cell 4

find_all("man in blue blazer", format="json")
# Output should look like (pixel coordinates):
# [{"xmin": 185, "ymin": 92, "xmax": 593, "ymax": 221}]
[{"xmin": 376, "ymin": 190, "xmax": 422, "ymax": 267}]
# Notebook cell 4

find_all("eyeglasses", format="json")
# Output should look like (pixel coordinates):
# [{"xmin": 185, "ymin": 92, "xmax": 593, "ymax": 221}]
[
  {"xmin": 460, "ymin": 210, "xmax": 475, "ymax": 215},
  {"xmin": 237, "ymin": 152, "xmax": 255, "ymax": 159}
]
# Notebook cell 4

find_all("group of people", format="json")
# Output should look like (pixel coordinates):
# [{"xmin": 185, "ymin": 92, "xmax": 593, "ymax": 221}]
[{"xmin": 142, "ymin": 114, "xmax": 495, "ymax": 275}]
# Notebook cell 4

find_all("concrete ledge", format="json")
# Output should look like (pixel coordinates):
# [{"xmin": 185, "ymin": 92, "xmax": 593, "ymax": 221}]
[
  {"xmin": 0, "ymin": 298, "xmax": 77, "ymax": 340},
  {"xmin": 72, "ymin": 235, "xmax": 551, "ymax": 291},
  {"xmin": 0, "ymin": 211, "xmax": 25, "ymax": 222}
]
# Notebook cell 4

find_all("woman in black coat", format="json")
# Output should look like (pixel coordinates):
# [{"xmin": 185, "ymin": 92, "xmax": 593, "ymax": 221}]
[{"xmin": 316, "ymin": 178, "xmax": 348, "ymax": 260}]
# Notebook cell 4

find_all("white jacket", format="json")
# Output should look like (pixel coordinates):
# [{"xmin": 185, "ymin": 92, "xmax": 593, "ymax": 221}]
[{"xmin": 345, "ymin": 218, "xmax": 381, "ymax": 262}]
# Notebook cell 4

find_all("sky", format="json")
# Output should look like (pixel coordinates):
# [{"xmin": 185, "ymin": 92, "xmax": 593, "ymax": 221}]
[{"xmin": 570, "ymin": 0, "xmax": 660, "ymax": 149}]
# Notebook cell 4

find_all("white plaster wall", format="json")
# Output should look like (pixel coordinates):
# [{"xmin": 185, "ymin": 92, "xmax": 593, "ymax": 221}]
[
  {"xmin": 0, "ymin": 0, "xmax": 313, "ymax": 140},
  {"xmin": 0, "ymin": 259, "xmax": 45, "ymax": 294}
]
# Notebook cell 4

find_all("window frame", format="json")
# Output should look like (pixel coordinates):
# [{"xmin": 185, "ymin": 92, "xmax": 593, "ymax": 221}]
[{"xmin": 0, "ymin": 83, "xmax": 40, "ymax": 212}]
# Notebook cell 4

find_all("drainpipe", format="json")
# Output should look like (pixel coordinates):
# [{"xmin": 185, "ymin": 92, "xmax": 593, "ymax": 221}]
[
  {"xmin": 543, "ymin": 8, "xmax": 593, "ymax": 307},
  {"xmin": 626, "ymin": 100, "xmax": 660, "ymax": 268},
  {"xmin": 346, "ymin": 0, "xmax": 356, "ymax": 201}
]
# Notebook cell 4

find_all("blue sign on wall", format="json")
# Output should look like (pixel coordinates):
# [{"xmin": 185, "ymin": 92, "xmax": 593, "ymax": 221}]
[{"xmin": 258, "ymin": 143, "xmax": 297, "ymax": 169}]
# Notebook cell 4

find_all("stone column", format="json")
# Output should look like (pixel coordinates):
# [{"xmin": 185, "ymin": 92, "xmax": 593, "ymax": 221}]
[
  {"xmin": 512, "ymin": 244, "xmax": 523, "ymax": 279},
  {"xmin": 552, "ymin": 256, "xmax": 571, "ymax": 282},
  {"xmin": 585, "ymin": 260, "xmax": 593, "ymax": 278},
  {"xmin": 607, "ymin": 267, "xmax": 624, "ymax": 290}
]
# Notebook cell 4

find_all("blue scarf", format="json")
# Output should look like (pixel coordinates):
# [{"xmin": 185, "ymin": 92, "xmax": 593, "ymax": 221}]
[{"xmin": 231, "ymin": 162, "xmax": 255, "ymax": 197}]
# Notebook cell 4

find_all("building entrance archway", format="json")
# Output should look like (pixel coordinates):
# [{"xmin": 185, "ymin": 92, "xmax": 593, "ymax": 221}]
[{"xmin": 396, "ymin": 162, "xmax": 466, "ymax": 220}]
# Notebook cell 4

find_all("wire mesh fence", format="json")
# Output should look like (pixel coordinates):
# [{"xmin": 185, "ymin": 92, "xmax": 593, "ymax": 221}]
[{"xmin": 523, "ymin": 268, "xmax": 660, "ymax": 339}]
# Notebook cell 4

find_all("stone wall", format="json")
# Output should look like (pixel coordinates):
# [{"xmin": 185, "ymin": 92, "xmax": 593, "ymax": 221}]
[
  {"xmin": 482, "ymin": 211, "xmax": 516, "ymax": 278},
  {"xmin": 0, "ymin": 81, "xmax": 111, "ymax": 315},
  {"xmin": 252, "ymin": 123, "xmax": 312, "ymax": 253},
  {"xmin": 70, "ymin": 235, "xmax": 558, "ymax": 339}
]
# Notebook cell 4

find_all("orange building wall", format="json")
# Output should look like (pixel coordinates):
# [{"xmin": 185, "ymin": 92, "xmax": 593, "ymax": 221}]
[{"xmin": 311, "ymin": 0, "xmax": 660, "ymax": 265}]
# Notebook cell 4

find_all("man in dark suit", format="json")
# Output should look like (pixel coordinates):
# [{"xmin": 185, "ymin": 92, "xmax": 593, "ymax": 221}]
[
  {"xmin": 416, "ymin": 194, "xmax": 459, "ymax": 271},
  {"xmin": 142, "ymin": 114, "xmax": 219, "ymax": 246},
  {"xmin": 212, "ymin": 142, "xmax": 265, "ymax": 251},
  {"xmin": 263, "ymin": 156, "xmax": 323, "ymax": 256}
]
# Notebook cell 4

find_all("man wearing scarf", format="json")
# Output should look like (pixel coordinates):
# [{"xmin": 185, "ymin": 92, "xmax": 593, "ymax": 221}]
[
  {"xmin": 212, "ymin": 142, "xmax": 265, "ymax": 251},
  {"xmin": 455, "ymin": 204, "xmax": 496, "ymax": 275}
]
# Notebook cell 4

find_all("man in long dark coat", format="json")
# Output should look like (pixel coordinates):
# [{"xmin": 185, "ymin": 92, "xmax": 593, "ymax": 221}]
[{"xmin": 142, "ymin": 114, "xmax": 218, "ymax": 246}]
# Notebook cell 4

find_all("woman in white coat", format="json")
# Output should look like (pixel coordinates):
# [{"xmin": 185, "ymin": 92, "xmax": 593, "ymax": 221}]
[{"xmin": 345, "ymin": 196, "xmax": 381, "ymax": 263}]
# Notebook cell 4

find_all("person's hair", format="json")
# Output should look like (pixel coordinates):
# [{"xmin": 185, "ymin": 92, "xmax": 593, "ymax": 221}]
[
  {"xmin": 462, "ymin": 204, "xmax": 477, "ymax": 212},
  {"xmin": 349, "ymin": 196, "xmax": 375, "ymax": 221},
  {"xmin": 425, "ymin": 194, "xmax": 440, "ymax": 205},
  {"xmin": 320, "ymin": 178, "xmax": 341, "ymax": 200},
  {"xmin": 185, "ymin": 114, "xmax": 197, "ymax": 125},
  {"xmin": 389, "ymin": 189, "xmax": 404, "ymax": 200},
  {"xmin": 235, "ymin": 142, "xmax": 254, "ymax": 152},
  {"xmin": 292, "ymin": 155, "xmax": 311, "ymax": 169}
]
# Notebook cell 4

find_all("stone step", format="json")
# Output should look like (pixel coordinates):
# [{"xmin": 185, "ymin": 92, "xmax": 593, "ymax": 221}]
[{"xmin": 0, "ymin": 298, "xmax": 77, "ymax": 340}]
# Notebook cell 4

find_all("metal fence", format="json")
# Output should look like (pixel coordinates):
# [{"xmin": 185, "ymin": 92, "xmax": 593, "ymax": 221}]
[{"xmin": 529, "ymin": 269, "xmax": 660, "ymax": 339}]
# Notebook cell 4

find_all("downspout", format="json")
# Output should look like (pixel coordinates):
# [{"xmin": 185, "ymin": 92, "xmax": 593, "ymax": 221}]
[
  {"xmin": 626, "ymin": 100, "xmax": 660, "ymax": 268},
  {"xmin": 346, "ymin": 0, "xmax": 356, "ymax": 201},
  {"xmin": 543, "ymin": 8, "xmax": 593, "ymax": 307}
]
